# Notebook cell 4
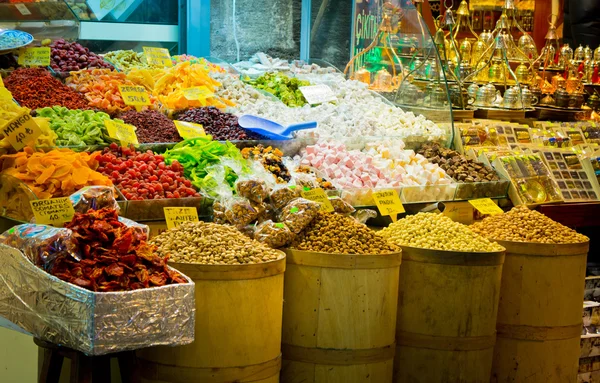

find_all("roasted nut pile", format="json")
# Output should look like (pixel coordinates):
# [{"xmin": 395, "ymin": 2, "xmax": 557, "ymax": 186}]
[
  {"xmin": 151, "ymin": 222, "xmax": 282, "ymax": 265},
  {"xmin": 418, "ymin": 143, "xmax": 499, "ymax": 183},
  {"xmin": 291, "ymin": 212, "xmax": 398, "ymax": 254},
  {"xmin": 378, "ymin": 213, "xmax": 504, "ymax": 252},
  {"xmin": 470, "ymin": 206, "xmax": 589, "ymax": 244}
]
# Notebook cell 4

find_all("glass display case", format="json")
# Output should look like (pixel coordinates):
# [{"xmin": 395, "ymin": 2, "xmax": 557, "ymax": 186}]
[{"xmin": 0, "ymin": 0, "xmax": 178, "ymax": 52}]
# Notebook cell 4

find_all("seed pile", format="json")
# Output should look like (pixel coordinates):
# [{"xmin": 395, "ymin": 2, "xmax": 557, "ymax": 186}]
[
  {"xmin": 151, "ymin": 221, "xmax": 282, "ymax": 265},
  {"xmin": 119, "ymin": 110, "xmax": 181, "ymax": 143},
  {"xmin": 470, "ymin": 206, "xmax": 589, "ymax": 244},
  {"xmin": 378, "ymin": 213, "xmax": 504, "ymax": 252},
  {"xmin": 291, "ymin": 212, "xmax": 398, "ymax": 254}
]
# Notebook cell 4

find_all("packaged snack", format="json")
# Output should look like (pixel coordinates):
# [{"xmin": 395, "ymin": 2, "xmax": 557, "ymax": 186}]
[
  {"xmin": 270, "ymin": 184, "xmax": 301, "ymax": 210},
  {"xmin": 212, "ymin": 201, "xmax": 227, "ymax": 224},
  {"xmin": 223, "ymin": 196, "xmax": 259, "ymax": 226},
  {"xmin": 279, "ymin": 198, "xmax": 320, "ymax": 234},
  {"xmin": 329, "ymin": 197, "xmax": 356, "ymax": 215},
  {"xmin": 254, "ymin": 220, "xmax": 294, "ymax": 248},
  {"xmin": 69, "ymin": 186, "xmax": 119, "ymax": 213},
  {"xmin": 235, "ymin": 179, "xmax": 269, "ymax": 204}
]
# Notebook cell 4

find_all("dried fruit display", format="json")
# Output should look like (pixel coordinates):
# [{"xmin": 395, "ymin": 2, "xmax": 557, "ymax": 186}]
[
  {"xmin": 51, "ymin": 208, "xmax": 187, "ymax": 291},
  {"xmin": 241, "ymin": 145, "xmax": 291, "ymax": 183}
]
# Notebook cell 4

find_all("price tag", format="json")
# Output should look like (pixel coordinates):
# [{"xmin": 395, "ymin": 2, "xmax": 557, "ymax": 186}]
[
  {"xmin": 2, "ymin": 111, "xmax": 42, "ymax": 151},
  {"xmin": 30, "ymin": 198, "xmax": 75, "ymax": 226},
  {"xmin": 18, "ymin": 47, "xmax": 51, "ymax": 67},
  {"xmin": 118, "ymin": 85, "xmax": 151, "ymax": 108},
  {"xmin": 468, "ymin": 198, "xmax": 504, "ymax": 215},
  {"xmin": 301, "ymin": 188, "xmax": 334, "ymax": 212},
  {"xmin": 143, "ymin": 47, "xmax": 173, "ymax": 67},
  {"xmin": 104, "ymin": 120, "xmax": 138, "ymax": 146},
  {"xmin": 182, "ymin": 86, "xmax": 214, "ymax": 104},
  {"xmin": 174, "ymin": 120, "xmax": 206, "ymax": 139},
  {"xmin": 372, "ymin": 189, "xmax": 405, "ymax": 222},
  {"xmin": 14, "ymin": 4, "xmax": 32, "ymax": 15},
  {"xmin": 164, "ymin": 207, "xmax": 199, "ymax": 230},
  {"xmin": 299, "ymin": 84, "xmax": 336, "ymax": 105}
]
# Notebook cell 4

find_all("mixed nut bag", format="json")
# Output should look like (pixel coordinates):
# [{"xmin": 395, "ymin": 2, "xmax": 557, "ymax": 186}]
[{"xmin": 0, "ymin": 186, "xmax": 195, "ymax": 355}]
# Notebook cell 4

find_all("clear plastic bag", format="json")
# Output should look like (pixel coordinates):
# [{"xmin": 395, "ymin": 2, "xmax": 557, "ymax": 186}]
[
  {"xmin": 0, "ymin": 224, "xmax": 78, "ymax": 271},
  {"xmin": 70, "ymin": 186, "xmax": 120, "ymax": 214},
  {"xmin": 235, "ymin": 179, "xmax": 269, "ymax": 204},
  {"xmin": 270, "ymin": 184, "xmax": 301, "ymax": 210},
  {"xmin": 279, "ymin": 198, "xmax": 320, "ymax": 234},
  {"xmin": 329, "ymin": 196, "xmax": 356, "ymax": 215},
  {"xmin": 352, "ymin": 209, "xmax": 378, "ymax": 225},
  {"xmin": 254, "ymin": 220, "xmax": 294, "ymax": 248},
  {"xmin": 223, "ymin": 196, "xmax": 259, "ymax": 226}
]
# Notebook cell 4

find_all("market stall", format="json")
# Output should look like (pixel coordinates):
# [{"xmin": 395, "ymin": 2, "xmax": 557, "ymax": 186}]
[{"xmin": 0, "ymin": 0, "xmax": 597, "ymax": 382}]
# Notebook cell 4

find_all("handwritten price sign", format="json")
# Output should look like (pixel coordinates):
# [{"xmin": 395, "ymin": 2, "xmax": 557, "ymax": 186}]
[
  {"xmin": 164, "ymin": 207, "xmax": 199, "ymax": 230},
  {"xmin": 118, "ymin": 85, "xmax": 151, "ymax": 107},
  {"xmin": 30, "ymin": 197, "xmax": 75, "ymax": 226},
  {"xmin": 174, "ymin": 120, "xmax": 206, "ymax": 139},
  {"xmin": 468, "ymin": 198, "xmax": 504, "ymax": 215},
  {"xmin": 301, "ymin": 188, "xmax": 334, "ymax": 212},
  {"xmin": 18, "ymin": 47, "xmax": 51, "ymax": 67},
  {"xmin": 143, "ymin": 47, "xmax": 173, "ymax": 67},
  {"xmin": 104, "ymin": 120, "xmax": 138, "ymax": 146},
  {"xmin": 2, "ymin": 111, "xmax": 42, "ymax": 151},
  {"xmin": 372, "ymin": 189, "xmax": 404, "ymax": 222}
]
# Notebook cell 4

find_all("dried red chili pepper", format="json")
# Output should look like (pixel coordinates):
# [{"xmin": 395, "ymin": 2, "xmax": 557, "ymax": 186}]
[
  {"xmin": 4, "ymin": 68, "xmax": 90, "ymax": 111},
  {"xmin": 49, "ymin": 208, "xmax": 187, "ymax": 292}
]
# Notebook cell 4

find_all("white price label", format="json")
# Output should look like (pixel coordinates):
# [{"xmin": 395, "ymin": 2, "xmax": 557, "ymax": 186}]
[{"xmin": 299, "ymin": 84, "xmax": 337, "ymax": 105}]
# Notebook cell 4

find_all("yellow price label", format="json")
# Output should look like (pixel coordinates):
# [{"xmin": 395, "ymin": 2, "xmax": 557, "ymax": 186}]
[
  {"xmin": 143, "ymin": 47, "xmax": 173, "ymax": 67},
  {"xmin": 118, "ymin": 85, "xmax": 151, "ymax": 107},
  {"xmin": 372, "ymin": 189, "xmax": 404, "ymax": 222},
  {"xmin": 468, "ymin": 198, "xmax": 504, "ymax": 215},
  {"xmin": 30, "ymin": 197, "xmax": 75, "ymax": 226},
  {"xmin": 174, "ymin": 120, "xmax": 206, "ymax": 139},
  {"xmin": 104, "ymin": 120, "xmax": 138, "ymax": 146},
  {"xmin": 164, "ymin": 207, "xmax": 199, "ymax": 230},
  {"xmin": 0, "ymin": 76, "xmax": 4, "ymax": 87},
  {"xmin": 2, "ymin": 111, "xmax": 42, "ymax": 151},
  {"xmin": 301, "ymin": 188, "xmax": 334, "ymax": 212},
  {"xmin": 18, "ymin": 47, "xmax": 51, "ymax": 67},
  {"xmin": 182, "ymin": 86, "xmax": 214, "ymax": 106}
]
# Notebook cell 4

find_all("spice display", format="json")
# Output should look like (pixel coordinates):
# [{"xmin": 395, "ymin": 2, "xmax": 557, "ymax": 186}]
[
  {"xmin": 242, "ymin": 145, "xmax": 291, "ymax": 183},
  {"xmin": 378, "ymin": 213, "xmax": 504, "ymax": 252},
  {"xmin": 470, "ymin": 205, "xmax": 589, "ymax": 244},
  {"xmin": 151, "ymin": 221, "xmax": 282, "ymax": 265},
  {"xmin": 51, "ymin": 208, "xmax": 186, "ymax": 291},
  {"xmin": 96, "ymin": 144, "xmax": 199, "ymax": 200},
  {"xmin": 103, "ymin": 50, "xmax": 155, "ymax": 72},
  {"xmin": 163, "ymin": 136, "xmax": 245, "ymax": 187},
  {"xmin": 270, "ymin": 185, "xmax": 301, "ymax": 210},
  {"xmin": 67, "ymin": 69, "xmax": 155, "ymax": 115},
  {"xmin": 177, "ymin": 107, "xmax": 263, "ymax": 140},
  {"xmin": 50, "ymin": 39, "xmax": 113, "ymax": 72},
  {"xmin": 36, "ymin": 106, "xmax": 113, "ymax": 146},
  {"xmin": 152, "ymin": 62, "xmax": 234, "ymax": 111},
  {"xmin": 0, "ymin": 147, "xmax": 112, "ymax": 199},
  {"xmin": 4, "ymin": 68, "xmax": 90, "ymax": 110},
  {"xmin": 279, "ymin": 198, "xmax": 320, "ymax": 234},
  {"xmin": 235, "ymin": 179, "xmax": 269, "ymax": 203},
  {"xmin": 254, "ymin": 220, "xmax": 293, "ymax": 248},
  {"xmin": 247, "ymin": 72, "xmax": 310, "ymax": 107},
  {"xmin": 291, "ymin": 212, "xmax": 398, "ymax": 254},
  {"xmin": 119, "ymin": 110, "xmax": 181, "ymax": 143}
]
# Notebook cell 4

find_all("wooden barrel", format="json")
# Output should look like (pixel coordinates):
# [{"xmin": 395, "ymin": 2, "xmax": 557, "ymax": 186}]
[
  {"xmin": 491, "ymin": 240, "xmax": 589, "ymax": 383},
  {"xmin": 281, "ymin": 249, "xmax": 402, "ymax": 383},
  {"xmin": 394, "ymin": 246, "xmax": 505, "ymax": 383},
  {"xmin": 137, "ymin": 255, "xmax": 286, "ymax": 383}
]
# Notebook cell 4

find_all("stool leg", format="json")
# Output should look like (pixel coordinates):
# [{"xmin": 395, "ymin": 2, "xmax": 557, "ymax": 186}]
[
  {"xmin": 91, "ymin": 356, "xmax": 111, "ymax": 383},
  {"xmin": 70, "ymin": 354, "xmax": 92, "ymax": 383},
  {"xmin": 39, "ymin": 349, "xmax": 63, "ymax": 383},
  {"xmin": 118, "ymin": 352, "xmax": 140, "ymax": 383}
]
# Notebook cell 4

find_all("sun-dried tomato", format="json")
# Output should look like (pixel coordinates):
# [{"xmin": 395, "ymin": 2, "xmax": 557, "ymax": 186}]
[{"xmin": 46, "ymin": 208, "xmax": 186, "ymax": 292}]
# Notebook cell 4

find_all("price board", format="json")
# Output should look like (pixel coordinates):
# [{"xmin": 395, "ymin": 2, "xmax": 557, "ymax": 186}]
[
  {"xmin": 30, "ymin": 197, "xmax": 75, "ymax": 226},
  {"xmin": 18, "ymin": 47, "xmax": 51, "ymax": 67},
  {"xmin": 2, "ymin": 111, "xmax": 42, "ymax": 151},
  {"xmin": 104, "ymin": 120, "xmax": 138, "ymax": 146},
  {"xmin": 174, "ymin": 120, "xmax": 206, "ymax": 139},
  {"xmin": 163, "ymin": 207, "xmax": 200, "ymax": 230},
  {"xmin": 301, "ymin": 188, "xmax": 334, "ymax": 212},
  {"xmin": 372, "ymin": 189, "xmax": 405, "ymax": 222},
  {"xmin": 468, "ymin": 198, "xmax": 504, "ymax": 215},
  {"xmin": 143, "ymin": 47, "xmax": 173, "ymax": 67}
]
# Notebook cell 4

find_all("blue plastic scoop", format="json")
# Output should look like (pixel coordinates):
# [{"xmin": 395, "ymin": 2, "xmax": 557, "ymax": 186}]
[{"xmin": 238, "ymin": 115, "xmax": 317, "ymax": 140}]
